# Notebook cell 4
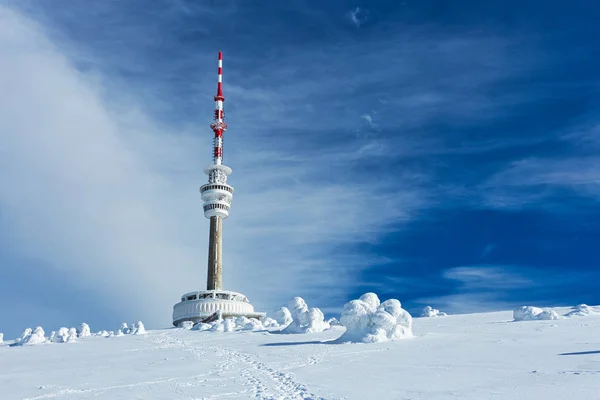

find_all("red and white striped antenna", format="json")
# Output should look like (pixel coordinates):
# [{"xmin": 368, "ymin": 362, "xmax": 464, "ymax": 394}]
[{"xmin": 210, "ymin": 51, "xmax": 227, "ymax": 165}]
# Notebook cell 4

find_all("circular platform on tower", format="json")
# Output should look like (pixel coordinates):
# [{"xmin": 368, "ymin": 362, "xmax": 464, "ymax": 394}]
[{"xmin": 172, "ymin": 290, "xmax": 265, "ymax": 327}]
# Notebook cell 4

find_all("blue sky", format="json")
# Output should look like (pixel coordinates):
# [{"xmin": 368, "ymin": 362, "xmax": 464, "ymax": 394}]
[{"xmin": 1, "ymin": 0, "xmax": 599, "ymax": 337}]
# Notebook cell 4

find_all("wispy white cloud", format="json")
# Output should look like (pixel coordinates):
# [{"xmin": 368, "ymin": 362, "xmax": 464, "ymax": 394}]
[
  {"xmin": 443, "ymin": 266, "xmax": 534, "ymax": 290},
  {"xmin": 479, "ymin": 122, "xmax": 600, "ymax": 210}
]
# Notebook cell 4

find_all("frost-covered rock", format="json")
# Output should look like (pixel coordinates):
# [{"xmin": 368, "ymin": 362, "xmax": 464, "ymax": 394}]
[
  {"xmin": 131, "ymin": 321, "xmax": 147, "ymax": 335},
  {"xmin": 565, "ymin": 304, "xmax": 597, "ymax": 317},
  {"xmin": 338, "ymin": 293, "xmax": 413, "ymax": 343},
  {"xmin": 513, "ymin": 306, "xmax": 559, "ymax": 321},
  {"xmin": 78, "ymin": 323, "xmax": 91, "ymax": 338},
  {"xmin": 281, "ymin": 297, "xmax": 330, "ymax": 334},
  {"xmin": 420, "ymin": 306, "xmax": 447, "ymax": 317},
  {"xmin": 18, "ymin": 327, "xmax": 47, "ymax": 346},
  {"xmin": 274, "ymin": 307, "xmax": 293, "ymax": 327}
]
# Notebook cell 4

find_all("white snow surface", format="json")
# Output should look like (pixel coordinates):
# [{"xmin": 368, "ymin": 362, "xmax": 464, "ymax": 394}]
[
  {"xmin": 420, "ymin": 305, "xmax": 447, "ymax": 317},
  {"xmin": 2, "ymin": 306, "xmax": 599, "ymax": 399},
  {"xmin": 280, "ymin": 297, "xmax": 330, "ymax": 334},
  {"xmin": 338, "ymin": 293, "xmax": 412, "ymax": 343},
  {"xmin": 513, "ymin": 306, "xmax": 560, "ymax": 321}
]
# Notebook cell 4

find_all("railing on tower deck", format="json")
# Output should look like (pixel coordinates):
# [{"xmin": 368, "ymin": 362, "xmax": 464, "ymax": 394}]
[{"xmin": 200, "ymin": 184, "xmax": 234, "ymax": 194}]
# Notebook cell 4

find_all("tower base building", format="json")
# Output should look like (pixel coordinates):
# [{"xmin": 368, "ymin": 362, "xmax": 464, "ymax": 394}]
[{"xmin": 172, "ymin": 52, "xmax": 264, "ymax": 327}]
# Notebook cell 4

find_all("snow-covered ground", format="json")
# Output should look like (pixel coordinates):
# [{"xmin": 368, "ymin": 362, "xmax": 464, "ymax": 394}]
[{"xmin": 1, "ymin": 306, "xmax": 599, "ymax": 400}]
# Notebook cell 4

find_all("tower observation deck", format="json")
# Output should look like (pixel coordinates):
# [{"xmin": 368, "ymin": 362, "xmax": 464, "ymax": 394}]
[{"xmin": 172, "ymin": 52, "xmax": 264, "ymax": 327}]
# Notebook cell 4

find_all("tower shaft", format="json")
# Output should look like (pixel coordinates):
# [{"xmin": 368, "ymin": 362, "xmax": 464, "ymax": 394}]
[{"xmin": 206, "ymin": 216, "xmax": 223, "ymax": 290}]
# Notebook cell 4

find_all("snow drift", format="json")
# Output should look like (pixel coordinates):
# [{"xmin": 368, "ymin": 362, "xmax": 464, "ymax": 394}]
[
  {"xmin": 280, "ymin": 297, "xmax": 330, "ymax": 334},
  {"xmin": 338, "ymin": 293, "xmax": 412, "ymax": 343},
  {"xmin": 513, "ymin": 306, "xmax": 559, "ymax": 321},
  {"xmin": 564, "ymin": 304, "xmax": 598, "ymax": 317},
  {"xmin": 420, "ymin": 306, "xmax": 447, "ymax": 317}
]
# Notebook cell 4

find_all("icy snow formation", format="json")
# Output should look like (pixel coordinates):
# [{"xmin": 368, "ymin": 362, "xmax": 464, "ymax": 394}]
[
  {"xmin": 78, "ymin": 323, "xmax": 91, "ymax": 338},
  {"xmin": 0, "ymin": 333, "xmax": 3, "ymax": 344},
  {"xmin": 184, "ymin": 300, "xmax": 329, "ymax": 334},
  {"xmin": 260, "ymin": 316, "xmax": 279, "ymax": 328},
  {"xmin": 513, "ymin": 306, "xmax": 559, "ymax": 321},
  {"xmin": 119, "ymin": 322, "xmax": 131, "ymax": 335},
  {"xmin": 564, "ymin": 304, "xmax": 598, "ymax": 317},
  {"xmin": 131, "ymin": 321, "xmax": 147, "ymax": 335},
  {"xmin": 274, "ymin": 306, "xmax": 293, "ymax": 327},
  {"xmin": 420, "ymin": 306, "xmax": 447, "ymax": 317},
  {"xmin": 338, "ymin": 293, "xmax": 413, "ymax": 343},
  {"xmin": 17, "ymin": 327, "xmax": 47, "ymax": 346},
  {"xmin": 52, "ymin": 327, "xmax": 77, "ymax": 343},
  {"xmin": 326, "ymin": 317, "xmax": 341, "ymax": 326},
  {"xmin": 191, "ymin": 316, "xmax": 274, "ymax": 333},
  {"xmin": 180, "ymin": 321, "xmax": 194, "ymax": 330},
  {"xmin": 280, "ymin": 297, "xmax": 330, "ymax": 334}
]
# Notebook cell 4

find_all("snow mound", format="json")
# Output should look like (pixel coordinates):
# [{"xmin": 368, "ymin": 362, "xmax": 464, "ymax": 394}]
[
  {"xmin": 420, "ymin": 306, "xmax": 447, "ymax": 317},
  {"xmin": 338, "ymin": 293, "xmax": 413, "ymax": 343},
  {"xmin": 513, "ymin": 306, "xmax": 559, "ymax": 321},
  {"xmin": 78, "ymin": 323, "xmax": 91, "ymax": 338},
  {"xmin": 273, "ymin": 306, "xmax": 293, "ymax": 327},
  {"xmin": 17, "ymin": 327, "xmax": 47, "ymax": 346},
  {"xmin": 326, "ymin": 317, "xmax": 341, "ymax": 326},
  {"xmin": 564, "ymin": 304, "xmax": 598, "ymax": 317},
  {"xmin": 280, "ymin": 297, "xmax": 330, "ymax": 334},
  {"xmin": 96, "ymin": 330, "xmax": 110, "ymax": 337}
]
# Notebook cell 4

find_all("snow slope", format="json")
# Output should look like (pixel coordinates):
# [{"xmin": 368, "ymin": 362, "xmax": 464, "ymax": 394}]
[{"xmin": 1, "ymin": 307, "xmax": 599, "ymax": 400}]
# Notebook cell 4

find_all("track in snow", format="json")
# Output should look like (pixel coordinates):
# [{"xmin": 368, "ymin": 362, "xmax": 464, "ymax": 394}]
[{"xmin": 150, "ymin": 332, "xmax": 329, "ymax": 400}]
